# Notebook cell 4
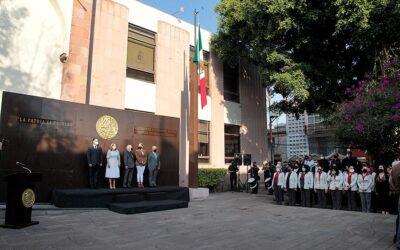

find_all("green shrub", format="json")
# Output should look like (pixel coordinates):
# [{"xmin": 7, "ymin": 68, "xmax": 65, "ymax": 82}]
[{"xmin": 198, "ymin": 168, "xmax": 227, "ymax": 190}]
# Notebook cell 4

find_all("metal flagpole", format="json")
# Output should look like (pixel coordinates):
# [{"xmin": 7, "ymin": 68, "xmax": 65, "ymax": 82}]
[{"xmin": 188, "ymin": 9, "xmax": 199, "ymax": 188}]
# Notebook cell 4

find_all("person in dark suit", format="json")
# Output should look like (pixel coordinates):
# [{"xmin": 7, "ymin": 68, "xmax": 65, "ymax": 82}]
[
  {"xmin": 342, "ymin": 149, "xmax": 362, "ymax": 173},
  {"xmin": 248, "ymin": 162, "xmax": 260, "ymax": 194},
  {"xmin": 123, "ymin": 144, "xmax": 135, "ymax": 188},
  {"xmin": 87, "ymin": 138, "xmax": 103, "ymax": 188},
  {"xmin": 147, "ymin": 146, "xmax": 160, "ymax": 187},
  {"xmin": 330, "ymin": 153, "xmax": 342, "ymax": 171},
  {"xmin": 319, "ymin": 155, "xmax": 330, "ymax": 173},
  {"xmin": 228, "ymin": 160, "xmax": 239, "ymax": 192}
]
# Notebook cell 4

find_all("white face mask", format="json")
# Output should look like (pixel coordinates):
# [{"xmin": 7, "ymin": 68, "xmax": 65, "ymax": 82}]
[
  {"xmin": 94, "ymin": 141, "xmax": 99, "ymax": 146},
  {"xmin": 112, "ymin": 146, "xmax": 116, "ymax": 150},
  {"xmin": 349, "ymin": 169, "xmax": 354, "ymax": 173},
  {"xmin": 302, "ymin": 167, "xmax": 305, "ymax": 171}
]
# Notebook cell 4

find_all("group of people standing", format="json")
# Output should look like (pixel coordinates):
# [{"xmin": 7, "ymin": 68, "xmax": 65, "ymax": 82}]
[
  {"xmin": 228, "ymin": 150, "xmax": 398, "ymax": 214},
  {"xmin": 86, "ymin": 138, "xmax": 160, "ymax": 189},
  {"xmin": 262, "ymin": 152, "xmax": 397, "ymax": 214}
]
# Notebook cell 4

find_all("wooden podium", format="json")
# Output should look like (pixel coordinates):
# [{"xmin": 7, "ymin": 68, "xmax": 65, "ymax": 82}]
[{"xmin": 1, "ymin": 172, "xmax": 42, "ymax": 229}]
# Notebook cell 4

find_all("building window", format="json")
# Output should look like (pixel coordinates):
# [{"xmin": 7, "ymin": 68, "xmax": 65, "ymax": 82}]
[
  {"xmin": 126, "ymin": 24, "xmax": 155, "ymax": 82},
  {"xmin": 225, "ymin": 124, "xmax": 240, "ymax": 163},
  {"xmin": 223, "ymin": 63, "xmax": 239, "ymax": 103},
  {"xmin": 198, "ymin": 120, "xmax": 210, "ymax": 163}
]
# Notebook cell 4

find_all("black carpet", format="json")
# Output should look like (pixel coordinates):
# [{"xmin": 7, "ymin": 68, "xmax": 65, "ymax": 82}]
[
  {"xmin": 108, "ymin": 200, "xmax": 188, "ymax": 214},
  {"xmin": 52, "ymin": 186, "xmax": 189, "ymax": 208}
]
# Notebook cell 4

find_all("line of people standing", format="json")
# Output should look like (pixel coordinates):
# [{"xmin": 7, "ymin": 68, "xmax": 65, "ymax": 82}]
[
  {"xmin": 86, "ymin": 138, "xmax": 161, "ymax": 189},
  {"xmin": 263, "ymin": 152, "xmax": 397, "ymax": 214}
]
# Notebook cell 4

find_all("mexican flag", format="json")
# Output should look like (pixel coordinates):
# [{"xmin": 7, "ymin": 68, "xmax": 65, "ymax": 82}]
[{"xmin": 194, "ymin": 25, "xmax": 207, "ymax": 109}]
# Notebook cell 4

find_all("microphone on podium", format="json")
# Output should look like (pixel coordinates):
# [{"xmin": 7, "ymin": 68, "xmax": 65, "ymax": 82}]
[{"xmin": 16, "ymin": 161, "xmax": 32, "ymax": 174}]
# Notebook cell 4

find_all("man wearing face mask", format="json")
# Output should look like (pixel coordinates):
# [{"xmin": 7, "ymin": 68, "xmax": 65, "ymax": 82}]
[
  {"xmin": 304, "ymin": 155, "xmax": 315, "ymax": 173},
  {"xmin": 319, "ymin": 155, "xmax": 330, "ymax": 173},
  {"xmin": 87, "ymin": 138, "xmax": 103, "ymax": 188},
  {"xmin": 147, "ymin": 146, "xmax": 161, "ymax": 187},
  {"xmin": 293, "ymin": 161, "xmax": 302, "ymax": 205},
  {"xmin": 123, "ymin": 144, "xmax": 135, "ymax": 188},
  {"xmin": 342, "ymin": 149, "xmax": 362, "ymax": 173},
  {"xmin": 331, "ymin": 153, "xmax": 342, "ymax": 171},
  {"xmin": 343, "ymin": 165, "xmax": 358, "ymax": 211},
  {"xmin": 284, "ymin": 165, "xmax": 298, "ymax": 206}
]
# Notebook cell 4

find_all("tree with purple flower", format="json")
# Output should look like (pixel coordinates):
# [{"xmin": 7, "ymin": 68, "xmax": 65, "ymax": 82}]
[{"xmin": 334, "ymin": 58, "xmax": 400, "ymax": 164}]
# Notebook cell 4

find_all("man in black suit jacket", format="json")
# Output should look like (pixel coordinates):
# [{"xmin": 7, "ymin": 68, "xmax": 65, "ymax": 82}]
[{"xmin": 87, "ymin": 138, "xmax": 103, "ymax": 188}]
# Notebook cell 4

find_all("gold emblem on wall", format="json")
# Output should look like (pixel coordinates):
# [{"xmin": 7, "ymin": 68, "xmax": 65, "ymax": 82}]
[
  {"xmin": 96, "ymin": 115, "xmax": 119, "ymax": 140},
  {"xmin": 22, "ymin": 188, "xmax": 35, "ymax": 208}
]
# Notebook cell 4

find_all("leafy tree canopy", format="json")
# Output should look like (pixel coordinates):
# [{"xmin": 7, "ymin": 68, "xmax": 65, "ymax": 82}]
[
  {"xmin": 333, "ymin": 58, "xmax": 400, "ymax": 163},
  {"xmin": 211, "ymin": 0, "xmax": 400, "ymax": 116}
]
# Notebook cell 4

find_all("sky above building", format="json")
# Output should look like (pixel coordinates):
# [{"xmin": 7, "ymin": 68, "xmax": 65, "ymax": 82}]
[
  {"xmin": 139, "ymin": 0, "xmax": 287, "ymax": 126},
  {"xmin": 139, "ymin": 0, "xmax": 220, "ymax": 33}
]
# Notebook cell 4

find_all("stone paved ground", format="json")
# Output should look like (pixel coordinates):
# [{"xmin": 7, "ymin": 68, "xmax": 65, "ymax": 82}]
[{"xmin": 0, "ymin": 189, "xmax": 397, "ymax": 250}]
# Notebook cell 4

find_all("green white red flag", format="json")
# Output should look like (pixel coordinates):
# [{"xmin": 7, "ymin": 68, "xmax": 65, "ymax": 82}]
[{"xmin": 194, "ymin": 25, "xmax": 207, "ymax": 109}]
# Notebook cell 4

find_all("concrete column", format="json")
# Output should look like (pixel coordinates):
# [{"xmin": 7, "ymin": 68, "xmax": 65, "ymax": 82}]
[
  {"xmin": 209, "ymin": 50, "xmax": 225, "ymax": 167},
  {"xmin": 89, "ymin": 0, "xmax": 128, "ymax": 109},
  {"xmin": 154, "ymin": 21, "xmax": 190, "ymax": 187},
  {"xmin": 61, "ymin": 0, "xmax": 93, "ymax": 103}
]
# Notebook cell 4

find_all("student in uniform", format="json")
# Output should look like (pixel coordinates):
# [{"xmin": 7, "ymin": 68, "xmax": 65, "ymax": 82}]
[
  {"xmin": 272, "ymin": 165, "xmax": 285, "ymax": 205},
  {"xmin": 293, "ymin": 161, "xmax": 302, "ymax": 205},
  {"xmin": 327, "ymin": 166, "xmax": 343, "ymax": 210},
  {"xmin": 357, "ymin": 166, "xmax": 373, "ymax": 212},
  {"xmin": 314, "ymin": 165, "xmax": 328, "ymax": 208},
  {"xmin": 284, "ymin": 165, "xmax": 298, "ymax": 206},
  {"xmin": 298, "ymin": 165, "xmax": 313, "ymax": 207},
  {"xmin": 343, "ymin": 165, "xmax": 358, "ymax": 211}
]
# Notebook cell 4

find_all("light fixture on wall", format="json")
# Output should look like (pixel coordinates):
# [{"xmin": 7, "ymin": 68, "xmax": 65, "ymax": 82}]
[
  {"xmin": 240, "ymin": 125, "xmax": 248, "ymax": 135},
  {"xmin": 59, "ymin": 53, "xmax": 68, "ymax": 63}
]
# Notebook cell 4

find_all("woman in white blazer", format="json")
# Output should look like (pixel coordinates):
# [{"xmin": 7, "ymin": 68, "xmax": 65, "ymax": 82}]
[
  {"xmin": 314, "ymin": 165, "xmax": 328, "ymax": 208},
  {"xmin": 343, "ymin": 165, "xmax": 358, "ymax": 211},
  {"xmin": 298, "ymin": 165, "xmax": 313, "ymax": 207},
  {"xmin": 327, "ymin": 166, "xmax": 343, "ymax": 210},
  {"xmin": 357, "ymin": 166, "xmax": 374, "ymax": 212}
]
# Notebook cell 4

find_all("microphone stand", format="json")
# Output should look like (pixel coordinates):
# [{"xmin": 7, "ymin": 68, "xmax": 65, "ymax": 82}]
[{"xmin": 16, "ymin": 162, "xmax": 32, "ymax": 174}]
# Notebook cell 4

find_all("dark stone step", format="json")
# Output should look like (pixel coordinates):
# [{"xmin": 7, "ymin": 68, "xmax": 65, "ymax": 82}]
[
  {"xmin": 145, "ymin": 192, "xmax": 168, "ymax": 201},
  {"xmin": 108, "ymin": 200, "xmax": 188, "ymax": 214},
  {"xmin": 114, "ymin": 194, "xmax": 143, "ymax": 203}
]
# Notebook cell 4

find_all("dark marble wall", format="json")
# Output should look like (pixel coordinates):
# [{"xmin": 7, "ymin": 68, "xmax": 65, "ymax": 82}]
[{"xmin": 0, "ymin": 92, "xmax": 180, "ymax": 202}]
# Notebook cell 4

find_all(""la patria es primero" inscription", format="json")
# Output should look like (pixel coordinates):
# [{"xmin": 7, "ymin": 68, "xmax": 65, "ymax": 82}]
[{"xmin": 16, "ymin": 116, "xmax": 73, "ymax": 127}]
